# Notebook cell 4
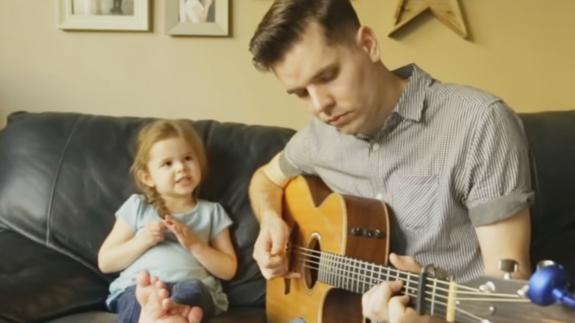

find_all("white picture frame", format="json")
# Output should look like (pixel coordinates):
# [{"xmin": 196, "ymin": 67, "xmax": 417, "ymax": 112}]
[
  {"xmin": 166, "ymin": 0, "xmax": 229, "ymax": 36},
  {"xmin": 58, "ymin": 0, "xmax": 150, "ymax": 31}
]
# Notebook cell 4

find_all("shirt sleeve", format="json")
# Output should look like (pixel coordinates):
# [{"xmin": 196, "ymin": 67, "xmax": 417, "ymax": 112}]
[
  {"xmin": 464, "ymin": 102, "xmax": 535, "ymax": 226},
  {"xmin": 115, "ymin": 194, "xmax": 148, "ymax": 232},
  {"xmin": 209, "ymin": 203, "xmax": 233, "ymax": 241},
  {"xmin": 279, "ymin": 121, "xmax": 319, "ymax": 177}
]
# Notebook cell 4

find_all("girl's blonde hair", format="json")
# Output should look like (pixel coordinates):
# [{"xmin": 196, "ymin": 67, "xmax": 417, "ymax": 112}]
[{"xmin": 130, "ymin": 119, "xmax": 207, "ymax": 218}]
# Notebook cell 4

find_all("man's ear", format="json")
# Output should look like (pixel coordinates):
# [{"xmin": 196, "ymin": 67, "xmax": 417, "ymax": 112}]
[
  {"xmin": 355, "ymin": 26, "xmax": 380, "ymax": 62},
  {"xmin": 137, "ymin": 169, "xmax": 154, "ymax": 188}
]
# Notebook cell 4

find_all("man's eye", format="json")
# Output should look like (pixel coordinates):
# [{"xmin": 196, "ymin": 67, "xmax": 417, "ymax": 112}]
[
  {"xmin": 319, "ymin": 75, "xmax": 333, "ymax": 82},
  {"xmin": 295, "ymin": 90, "xmax": 309, "ymax": 99},
  {"xmin": 319, "ymin": 70, "xmax": 337, "ymax": 83}
]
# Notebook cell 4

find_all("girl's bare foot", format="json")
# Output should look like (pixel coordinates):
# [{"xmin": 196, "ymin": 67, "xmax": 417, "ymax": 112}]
[
  {"xmin": 135, "ymin": 271, "xmax": 204, "ymax": 323},
  {"xmin": 162, "ymin": 296, "xmax": 204, "ymax": 323},
  {"xmin": 135, "ymin": 271, "xmax": 154, "ymax": 307},
  {"xmin": 187, "ymin": 306, "xmax": 204, "ymax": 323}
]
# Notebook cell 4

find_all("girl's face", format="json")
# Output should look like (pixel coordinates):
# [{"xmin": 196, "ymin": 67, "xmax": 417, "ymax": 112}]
[{"xmin": 139, "ymin": 137, "xmax": 202, "ymax": 202}]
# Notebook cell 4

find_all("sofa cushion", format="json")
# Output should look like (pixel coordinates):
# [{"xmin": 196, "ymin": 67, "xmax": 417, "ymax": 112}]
[
  {"xmin": 0, "ymin": 112, "xmax": 294, "ymax": 308},
  {"xmin": 0, "ymin": 229, "xmax": 109, "ymax": 322}
]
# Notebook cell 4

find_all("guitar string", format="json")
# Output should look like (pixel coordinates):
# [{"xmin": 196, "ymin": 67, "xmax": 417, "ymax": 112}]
[
  {"xmin": 296, "ymin": 246, "xmax": 524, "ymax": 296},
  {"xmin": 294, "ymin": 245, "xmax": 533, "ymax": 323},
  {"xmin": 299, "ymin": 256, "xmax": 528, "ymax": 323},
  {"xmin": 299, "ymin": 250, "xmax": 525, "ymax": 302},
  {"xmin": 288, "ymin": 246, "xmax": 526, "ymax": 321},
  {"xmin": 299, "ymin": 256, "xmax": 442, "ymax": 300},
  {"xmin": 296, "ymin": 261, "xmax": 485, "ymax": 322},
  {"xmin": 295, "ymin": 247, "xmax": 526, "ymax": 302},
  {"xmin": 295, "ymin": 246, "xmax": 452, "ymax": 288},
  {"xmin": 297, "ymin": 247, "xmax": 458, "ymax": 294}
]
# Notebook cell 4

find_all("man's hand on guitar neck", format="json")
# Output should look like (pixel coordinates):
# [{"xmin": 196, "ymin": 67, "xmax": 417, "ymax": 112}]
[
  {"xmin": 362, "ymin": 253, "xmax": 444, "ymax": 323},
  {"xmin": 253, "ymin": 212, "xmax": 295, "ymax": 279}
]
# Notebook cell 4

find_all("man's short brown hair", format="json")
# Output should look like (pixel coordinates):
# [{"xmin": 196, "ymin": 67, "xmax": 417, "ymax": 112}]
[{"xmin": 249, "ymin": 0, "xmax": 360, "ymax": 71}]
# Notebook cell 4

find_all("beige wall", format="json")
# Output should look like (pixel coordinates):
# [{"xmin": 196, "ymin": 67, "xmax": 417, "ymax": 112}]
[{"xmin": 1, "ymin": 0, "xmax": 574, "ymax": 130}]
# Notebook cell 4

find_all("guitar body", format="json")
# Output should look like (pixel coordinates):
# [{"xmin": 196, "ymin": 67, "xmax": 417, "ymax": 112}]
[{"xmin": 266, "ymin": 176, "xmax": 391, "ymax": 323}]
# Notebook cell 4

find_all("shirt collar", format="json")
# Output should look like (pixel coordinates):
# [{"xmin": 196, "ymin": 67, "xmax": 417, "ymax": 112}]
[
  {"xmin": 391, "ymin": 64, "xmax": 433, "ymax": 123},
  {"xmin": 353, "ymin": 64, "xmax": 433, "ymax": 142}
]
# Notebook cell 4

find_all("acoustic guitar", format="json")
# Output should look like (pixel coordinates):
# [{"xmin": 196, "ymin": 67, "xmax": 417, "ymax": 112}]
[{"xmin": 265, "ymin": 176, "xmax": 574, "ymax": 323}]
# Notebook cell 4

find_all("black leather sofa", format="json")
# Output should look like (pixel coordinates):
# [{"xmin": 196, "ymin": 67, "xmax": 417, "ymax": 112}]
[
  {"xmin": 0, "ymin": 111, "xmax": 574, "ymax": 323},
  {"xmin": 0, "ymin": 112, "xmax": 294, "ymax": 323}
]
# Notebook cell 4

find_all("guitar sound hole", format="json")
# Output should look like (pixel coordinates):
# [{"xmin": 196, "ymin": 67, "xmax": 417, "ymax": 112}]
[{"xmin": 304, "ymin": 234, "xmax": 320, "ymax": 290}]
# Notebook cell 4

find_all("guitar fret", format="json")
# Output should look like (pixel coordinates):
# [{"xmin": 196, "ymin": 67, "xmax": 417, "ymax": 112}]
[
  {"xmin": 361, "ymin": 260, "xmax": 367, "ymax": 294},
  {"xmin": 353, "ymin": 259, "xmax": 357, "ymax": 292},
  {"xmin": 341, "ymin": 258, "xmax": 349, "ymax": 290},
  {"xmin": 350, "ymin": 257, "xmax": 355, "ymax": 292},
  {"xmin": 431, "ymin": 278, "xmax": 437, "ymax": 315},
  {"xmin": 358, "ymin": 260, "xmax": 364, "ymax": 294},
  {"xmin": 369, "ymin": 261, "xmax": 376, "ymax": 293},
  {"xmin": 323, "ymin": 252, "xmax": 329, "ymax": 284},
  {"xmin": 344, "ymin": 258, "xmax": 353, "ymax": 291},
  {"xmin": 335, "ymin": 261, "xmax": 342, "ymax": 288},
  {"xmin": 320, "ymin": 252, "xmax": 326, "ymax": 284},
  {"xmin": 329, "ymin": 254, "xmax": 337, "ymax": 284},
  {"xmin": 337, "ymin": 254, "xmax": 342, "ymax": 289},
  {"xmin": 356, "ymin": 259, "xmax": 361, "ymax": 293},
  {"xmin": 371, "ymin": 263, "xmax": 381, "ymax": 286},
  {"xmin": 341, "ymin": 254, "xmax": 345, "ymax": 289},
  {"xmin": 356, "ymin": 259, "xmax": 362, "ymax": 293},
  {"xmin": 382, "ymin": 262, "xmax": 387, "ymax": 284},
  {"xmin": 328, "ymin": 254, "xmax": 336, "ymax": 285},
  {"xmin": 354, "ymin": 259, "xmax": 358, "ymax": 291},
  {"xmin": 320, "ymin": 254, "xmax": 325, "ymax": 281},
  {"xmin": 346, "ymin": 256, "xmax": 351, "ymax": 291},
  {"xmin": 353, "ymin": 258, "xmax": 359, "ymax": 293}
]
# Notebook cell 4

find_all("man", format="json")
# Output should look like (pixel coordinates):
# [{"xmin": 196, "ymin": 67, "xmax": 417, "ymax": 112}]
[{"xmin": 248, "ymin": 0, "xmax": 533, "ymax": 322}]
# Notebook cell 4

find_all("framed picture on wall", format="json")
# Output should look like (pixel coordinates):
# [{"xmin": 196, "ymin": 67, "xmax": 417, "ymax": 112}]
[
  {"xmin": 58, "ymin": 0, "xmax": 150, "ymax": 31},
  {"xmin": 166, "ymin": 0, "xmax": 229, "ymax": 36}
]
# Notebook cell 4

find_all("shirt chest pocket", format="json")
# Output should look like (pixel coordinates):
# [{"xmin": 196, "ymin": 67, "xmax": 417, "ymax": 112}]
[{"xmin": 389, "ymin": 174, "xmax": 439, "ymax": 231}]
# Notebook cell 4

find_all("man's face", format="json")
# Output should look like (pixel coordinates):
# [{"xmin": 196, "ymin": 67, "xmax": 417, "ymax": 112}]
[{"xmin": 272, "ymin": 22, "xmax": 381, "ymax": 135}]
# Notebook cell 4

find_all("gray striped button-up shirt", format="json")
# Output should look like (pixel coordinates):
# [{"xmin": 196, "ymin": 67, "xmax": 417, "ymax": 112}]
[{"xmin": 279, "ymin": 64, "xmax": 534, "ymax": 282}]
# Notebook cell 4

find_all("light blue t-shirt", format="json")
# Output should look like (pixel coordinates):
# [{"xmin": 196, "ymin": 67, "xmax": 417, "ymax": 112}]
[{"xmin": 106, "ymin": 194, "xmax": 233, "ymax": 314}]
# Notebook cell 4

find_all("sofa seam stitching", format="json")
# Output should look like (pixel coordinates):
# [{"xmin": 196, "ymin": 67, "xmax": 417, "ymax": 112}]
[{"xmin": 45, "ymin": 115, "xmax": 82, "ymax": 244}]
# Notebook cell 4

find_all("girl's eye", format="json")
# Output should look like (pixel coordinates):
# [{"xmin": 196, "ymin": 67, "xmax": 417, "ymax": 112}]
[
  {"xmin": 185, "ymin": 155, "xmax": 194, "ymax": 161},
  {"xmin": 163, "ymin": 161, "xmax": 172, "ymax": 167}
]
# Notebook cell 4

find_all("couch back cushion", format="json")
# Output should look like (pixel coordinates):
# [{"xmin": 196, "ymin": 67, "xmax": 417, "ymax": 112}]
[
  {"xmin": 0, "ymin": 111, "xmax": 294, "ymax": 306},
  {"xmin": 521, "ymin": 111, "xmax": 575, "ymax": 283}
]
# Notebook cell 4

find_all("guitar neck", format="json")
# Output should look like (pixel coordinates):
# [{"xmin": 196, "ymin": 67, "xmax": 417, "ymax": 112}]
[
  {"xmin": 317, "ymin": 250, "xmax": 417, "ymax": 293},
  {"xmin": 311, "ymin": 249, "xmax": 451, "ymax": 318}
]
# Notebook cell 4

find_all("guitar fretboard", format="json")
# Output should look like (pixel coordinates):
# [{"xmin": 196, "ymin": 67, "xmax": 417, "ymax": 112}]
[{"xmin": 309, "ymin": 249, "xmax": 450, "ymax": 317}]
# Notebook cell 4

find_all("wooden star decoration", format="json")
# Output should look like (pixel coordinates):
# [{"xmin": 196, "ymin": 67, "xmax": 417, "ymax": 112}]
[{"xmin": 388, "ymin": 0, "xmax": 468, "ymax": 39}]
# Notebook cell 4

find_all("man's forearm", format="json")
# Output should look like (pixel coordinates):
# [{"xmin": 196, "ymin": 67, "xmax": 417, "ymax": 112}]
[{"xmin": 249, "ymin": 167, "xmax": 285, "ymax": 223}]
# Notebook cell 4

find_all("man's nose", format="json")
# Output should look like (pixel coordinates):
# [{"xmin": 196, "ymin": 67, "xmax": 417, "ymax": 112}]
[{"xmin": 308, "ymin": 86, "xmax": 334, "ymax": 114}]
